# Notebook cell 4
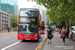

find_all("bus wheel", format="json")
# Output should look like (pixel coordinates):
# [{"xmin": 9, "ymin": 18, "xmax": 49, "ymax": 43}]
[
  {"xmin": 39, "ymin": 36, "xmax": 41, "ymax": 39},
  {"xmin": 21, "ymin": 40, "xmax": 25, "ymax": 42},
  {"xmin": 35, "ymin": 39, "xmax": 39, "ymax": 42}
]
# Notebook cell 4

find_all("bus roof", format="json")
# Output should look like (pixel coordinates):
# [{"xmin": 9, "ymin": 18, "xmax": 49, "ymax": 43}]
[{"xmin": 20, "ymin": 8, "xmax": 39, "ymax": 10}]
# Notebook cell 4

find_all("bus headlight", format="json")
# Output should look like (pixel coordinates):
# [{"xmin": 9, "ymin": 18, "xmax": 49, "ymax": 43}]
[{"xmin": 34, "ymin": 34, "xmax": 37, "ymax": 37}]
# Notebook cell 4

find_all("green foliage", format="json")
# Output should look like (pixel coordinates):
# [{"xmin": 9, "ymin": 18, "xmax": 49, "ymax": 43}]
[
  {"xmin": 10, "ymin": 14, "xmax": 18, "ymax": 28},
  {"xmin": 28, "ymin": 0, "xmax": 75, "ymax": 29}
]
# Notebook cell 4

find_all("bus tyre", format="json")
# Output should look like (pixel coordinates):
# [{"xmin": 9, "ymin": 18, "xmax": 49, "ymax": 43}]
[
  {"xmin": 36, "ymin": 40, "xmax": 39, "ymax": 42},
  {"xmin": 39, "ymin": 36, "xmax": 41, "ymax": 39}
]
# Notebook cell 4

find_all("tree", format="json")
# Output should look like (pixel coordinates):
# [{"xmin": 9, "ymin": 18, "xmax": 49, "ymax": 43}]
[
  {"xmin": 28, "ymin": 0, "xmax": 75, "ymax": 29},
  {"xmin": 10, "ymin": 13, "xmax": 18, "ymax": 28}
]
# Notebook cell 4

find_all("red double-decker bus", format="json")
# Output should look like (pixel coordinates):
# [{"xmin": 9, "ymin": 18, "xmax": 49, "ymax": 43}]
[
  {"xmin": 41, "ymin": 21, "xmax": 45, "ymax": 34},
  {"xmin": 17, "ymin": 8, "xmax": 41, "ymax": 41}
]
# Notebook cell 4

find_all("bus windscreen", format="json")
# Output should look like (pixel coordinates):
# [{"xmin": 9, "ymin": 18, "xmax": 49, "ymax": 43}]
[
  {"xmin": 41, "ymin": 21, "xmax": 44, "ymax": 30},
  {"xmin": 41, "ymin": 24, "xmax": 44, "ymax": 30},
  {"xmin": 19, "ymin": 24, "xmax": 37, "ymax": 33}
]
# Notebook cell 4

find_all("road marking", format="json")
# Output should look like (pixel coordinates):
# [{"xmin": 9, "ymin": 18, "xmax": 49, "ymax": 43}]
[
  {"xmin": 39, "ymin": 35, "xmax": 47, "ymax": 48},
  {"xmin": 0, "ymin": 33, "xmax": 17, "ymax": 36},
  {"xmin": 35, "ymin": 34, "xmax": 47, "ymax": 50},
  {"xmin": 39, "ymin": 35, "xmax": 46, "ymax": 48},
  {"xmin": 1, "ymin": 41, "xmax": 20, "ymax": 50},
  {"xmin": 1, "ymin": 37, "xmax": 9, "ymax": 39}
]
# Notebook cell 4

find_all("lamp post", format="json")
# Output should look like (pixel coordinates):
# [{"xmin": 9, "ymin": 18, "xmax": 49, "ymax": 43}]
[
  {"xmin": 69, "ymin": 20, "xmax": 71, "ymax": 28},
  {"xmin": 8, "ymin": 10, "xmax": 10, "ymax": 32},
  {"xmin": 49, "ymin": 18, "xmax": 50, "ymax": 27}
]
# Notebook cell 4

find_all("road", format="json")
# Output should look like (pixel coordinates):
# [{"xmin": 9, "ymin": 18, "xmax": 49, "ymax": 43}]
[{"xmin": 0, "ymin": 32, "xmax": 46, "ymax": 50}]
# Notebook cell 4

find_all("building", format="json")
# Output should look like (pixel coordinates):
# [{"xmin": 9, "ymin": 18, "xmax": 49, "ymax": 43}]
[
  {"xmin": 32, "ymin": 4, "xmax": 44, "ymax": 21},
  {"xmin": 43, "ymin": 10, "xmax": 47, "ymax": 27},
  {"xmin": 0, "ymin": 10, "xmax": 11, "ymax": 30},
  {"xmin": 0, "ymin": 0, "xmax": 18, "ymax": 15},
  {"xmin": 32, "ymin": 5, "xmax": 47, "ymax": 27}
]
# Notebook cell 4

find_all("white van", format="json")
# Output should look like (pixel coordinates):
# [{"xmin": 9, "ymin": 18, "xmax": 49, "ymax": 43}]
[
  {"xmin": 71, "ymin": 26, "xmax": 75, "ymax": 29},
  {"xmin": 71, "ymin": 26, "xmax": 75, "ymax": 34}
]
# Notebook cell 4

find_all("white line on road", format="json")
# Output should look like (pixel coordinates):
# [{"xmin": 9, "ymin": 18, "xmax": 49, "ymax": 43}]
[
  {"xmin": 0, "ymin": 37, "xmax": 9, "ymax": 39},
  {"xmin": 1, "ymin": 41, "xmax": 20, "ymax": 50}
]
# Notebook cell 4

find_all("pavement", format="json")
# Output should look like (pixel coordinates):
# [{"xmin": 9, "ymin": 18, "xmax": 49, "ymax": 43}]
[
  {"xmin": 0, "ymin": 31, "xmax": 17, "ymax": 36},
  {"xmin": 43, "ymin": 32, "xmax": 75, "ymax": 50}
]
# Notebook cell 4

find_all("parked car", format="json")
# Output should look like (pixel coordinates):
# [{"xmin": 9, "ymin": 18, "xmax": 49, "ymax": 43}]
[
  {"xmin": 72, "ymin": 29, "xmax": 75, "ymax": 34},
  {"xmin": 71, "ymin": 26, "xmax": 75, "ymax": 29},
  {"xmin": 71, "ymin": 29, "xmax": 75, "ymax": 41}
]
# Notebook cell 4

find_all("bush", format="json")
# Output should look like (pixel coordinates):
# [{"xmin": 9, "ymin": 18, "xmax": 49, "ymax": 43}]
[{"xmin": 13, "ymin": 28, "xmax": 17, "ymax": 31}]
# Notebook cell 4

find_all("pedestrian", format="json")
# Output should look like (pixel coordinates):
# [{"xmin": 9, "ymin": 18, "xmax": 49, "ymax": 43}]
[
  {"xmin": 61, "ymin": 26, "xmax": 66, "ymax": 45},
  {"xmin": 47, "ymin": 27, "xmax": 53, "ymax": 44},
  {"xmin": 51, "ymin": 26, "xmax": 55, "ymax": 37},
  {"xmin": 0, "ymin": 28, "xmax": 1, "ymax": 32},
  {"xmin": 66, "ymin": 27, "xmax": 69, "ymax": 38},
  {"xmin": 59, "ymin": 29, "xmax": 61, "ymax": 34},
  {"xmin": 59, "ymin": 28, "xmax": 62, "ymax": 38},
  {"xmin": 69, "ymin": 28, "xmax": 72, "ymax": 40}
]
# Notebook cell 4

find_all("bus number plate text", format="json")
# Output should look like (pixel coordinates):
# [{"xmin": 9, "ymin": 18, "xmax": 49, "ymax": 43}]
[{"xmin": 25, "ymin": 38, "xmax": 30, "ymax": 40}]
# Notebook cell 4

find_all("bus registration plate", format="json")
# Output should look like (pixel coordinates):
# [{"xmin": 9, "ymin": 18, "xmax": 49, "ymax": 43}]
[{"xmin": 26, "ymin": 38, "xmax": 30, "ymax": 40}]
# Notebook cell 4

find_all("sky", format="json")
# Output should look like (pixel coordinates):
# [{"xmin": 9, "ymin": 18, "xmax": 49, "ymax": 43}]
[
  {"xmin": 17, "ymin": 0, "xmax": 47, "ymax": 23},
  {"xmin": 17, "ymin": 0, "xmax": 47, "ymax": 10},
  {"xmin": 17, "ymin": 0, "xmax": 37, "ymax": 10}
]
